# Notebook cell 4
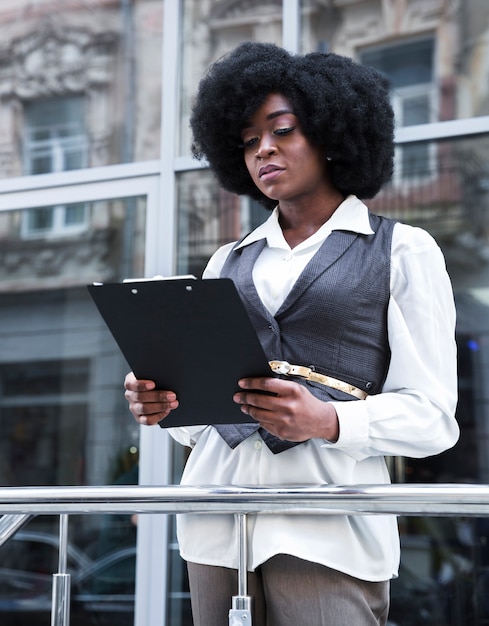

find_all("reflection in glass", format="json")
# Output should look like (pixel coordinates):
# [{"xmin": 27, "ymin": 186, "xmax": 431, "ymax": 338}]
[
  {"xmin": 170, "ymin": 3, "xmax": 489, "ymax": 626},
  {"xmin": 300, "ymin": 0, "xmax": 489, "ymax": 121},
  {"xmin": 175, "ymin": 127, "xmax": 489, "ymax": 625},
  {"xmin": 0, "ymin": 197, "xmax": 146, "ymax": 287},
  {"xmin": 0, "ymin": 1, "xmax": 163, "ymax": 179},
  {"xmin": 176, "ymin": 169, "xmax": 270, "ymax": 277},
  {"xmin": 24, "ymin": 97, "xmax": 88, "ymax": 175},
  {"xmin": 178, "ymin": 0, "xmax": 283, "ymax": 157},
  {"xmin": 0, "ymin": 195, "xmax": 145, "ymax": 626}
]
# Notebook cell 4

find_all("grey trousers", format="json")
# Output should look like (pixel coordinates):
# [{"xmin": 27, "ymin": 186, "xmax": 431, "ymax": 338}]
[{"xmin": 187, "ymin": 554, "xmax": 390, "ymax": 626}]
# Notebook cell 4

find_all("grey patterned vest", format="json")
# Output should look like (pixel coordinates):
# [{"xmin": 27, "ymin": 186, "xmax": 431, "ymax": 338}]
[{"xmin": 215, "ymin": 213, "xmax": 396, "ymax": 451}]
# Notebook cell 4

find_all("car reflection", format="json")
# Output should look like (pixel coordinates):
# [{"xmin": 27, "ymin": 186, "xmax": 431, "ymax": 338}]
[{"xmin": 0, "ymin": 530, "xmax": 135, "ymax": 626}]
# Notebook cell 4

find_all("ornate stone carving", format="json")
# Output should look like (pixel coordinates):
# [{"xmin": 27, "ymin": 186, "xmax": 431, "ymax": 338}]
[
  {"xmin": 0, "ymin": 18, "xmax": 116, "ymax": 100},
  {"xmin": 0, "ymin": 228, "xmax": 118, "ymax": 292},
  {"xmin": 209, "ymin": 0, "xmax": 282, "ymax": 22}
]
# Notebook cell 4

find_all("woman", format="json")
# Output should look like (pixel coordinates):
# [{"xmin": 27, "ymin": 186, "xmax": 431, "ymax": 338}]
[{"xmin": 124, "ymin": 42, "xmax": 459, "ymax": 626}]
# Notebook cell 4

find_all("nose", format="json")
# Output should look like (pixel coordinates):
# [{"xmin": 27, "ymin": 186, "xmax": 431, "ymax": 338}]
[{"xmin": 255, "ymin": 133, "xmax": 277, "ymax": 159}]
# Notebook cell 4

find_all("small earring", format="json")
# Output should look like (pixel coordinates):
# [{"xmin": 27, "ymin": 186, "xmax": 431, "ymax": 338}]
[{"xmin": 326, "ymin": 156, "xmax": 333, "ymax": 162}]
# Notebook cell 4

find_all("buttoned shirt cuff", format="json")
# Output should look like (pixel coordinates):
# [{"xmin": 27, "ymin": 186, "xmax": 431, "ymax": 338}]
[{"xmin": 322, "ymin": 401, "xmax": 369, "ymax": 448}]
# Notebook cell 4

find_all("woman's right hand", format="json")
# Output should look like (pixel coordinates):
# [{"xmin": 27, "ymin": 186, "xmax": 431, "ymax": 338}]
[{"xmin": 124, "ymin": 371, "xmax": 179, "ymax": 425}]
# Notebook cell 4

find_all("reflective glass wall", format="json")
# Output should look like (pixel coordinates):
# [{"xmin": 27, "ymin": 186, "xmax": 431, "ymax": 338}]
[
  {"xmin": 2, "ymin": 1, "xmax": 489, "ymax": 625},
  {"xmin": 0, "ymin": 0, "xmax": 163, "ymax": 180},
  {"xmin": 170, "ymin": 2, "xmax": 489, "ymax": 626},
  {"xmin": 0, "ymin": 192, "xmax": 146, "ymax": 625},
  {"xmin": 0, "ymin": 1, "xmax": 163, "ymax": 624}
]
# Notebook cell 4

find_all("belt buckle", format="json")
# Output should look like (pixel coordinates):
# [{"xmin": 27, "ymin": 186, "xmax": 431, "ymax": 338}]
[{"xmin": 269, "ymin": 360, "xmax": 293, "ymax": 375}]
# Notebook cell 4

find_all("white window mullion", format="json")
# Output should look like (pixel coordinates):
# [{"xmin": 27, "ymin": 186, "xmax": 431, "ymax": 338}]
[
  {"xmin": 282, "ymin": 0, "xmax": 300, "ymax": 53},
  {"xmin": 133, "ymin": 0, "xmax": 181, "ymax": 625}
]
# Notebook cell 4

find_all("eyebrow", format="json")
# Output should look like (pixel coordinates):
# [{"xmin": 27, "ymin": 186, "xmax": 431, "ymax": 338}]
[{"xmin": 266, "ymin": 108, "xmax": 295, "ymax": 120}]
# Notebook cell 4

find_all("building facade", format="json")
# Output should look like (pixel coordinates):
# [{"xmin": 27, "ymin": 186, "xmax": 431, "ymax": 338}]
[{"xmin": 1, "ymin": 1, "xmax": 489, "ymax": 625}]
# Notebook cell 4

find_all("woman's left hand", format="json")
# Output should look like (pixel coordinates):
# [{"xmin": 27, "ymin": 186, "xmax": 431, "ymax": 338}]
[{"xmin": 233, "ymin": 377, "xmax": 339, "ymax": 443}]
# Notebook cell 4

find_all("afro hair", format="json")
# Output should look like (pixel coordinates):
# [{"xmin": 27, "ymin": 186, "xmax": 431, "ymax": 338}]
[{"xmin": 190, "ymin": 41, "xmax": 395, "ymax": 209}]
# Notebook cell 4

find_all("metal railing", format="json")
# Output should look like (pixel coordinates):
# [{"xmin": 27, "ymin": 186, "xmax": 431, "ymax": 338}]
[{"xmin": 2, "ymin": 483, "xmax": 489, "ymax": 626}]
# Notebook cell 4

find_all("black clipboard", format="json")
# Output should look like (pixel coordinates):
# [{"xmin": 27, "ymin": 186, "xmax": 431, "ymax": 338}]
[{"xmin": 87, "ymin": 277, "xmax": 273, "ymax": 427}]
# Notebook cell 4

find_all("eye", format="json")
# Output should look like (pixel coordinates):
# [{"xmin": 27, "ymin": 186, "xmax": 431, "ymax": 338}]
[
  {"xmin": 240, "ymin": 136, "xmax": 258, "ymax": 149},
  {"xmin": 274, "ymin": 126, "xmax": 295, "ymax": 136}
]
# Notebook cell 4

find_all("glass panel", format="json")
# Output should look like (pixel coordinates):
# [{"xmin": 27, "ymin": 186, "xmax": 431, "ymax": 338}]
[
  {"xmin": 0, "ymin": 1, "xmax": 163, "ymax": 179},
  {"xmin": 172, "ymin": 2, "xmax": 489, "ymax": 625},
  {"xmin": 300, "ymin": 0, "xmax": 489, "ymax": 121},
  {"xmin": 175, "ymin": 134, "xmax": 489, "ymax": 626},
  {"xmin": 26, "ymin": 206, "xmax": 54, "ymax": 232},
  {"xmin": 22, "ymin": 202, "xmax": 89, "ymax": 237},
  {"xmin": 178, "ymin": 0, "xmax": 283, "ymax": 157},
  {"xmin": 24, "ymin": 97, "xmax": 87, "ymax": 175},
  {"xmin": 361, "ymin": 39, "xmax": 434, "ymax": 88},
  {"xmin": 176, "ymin": 169, "xmax": 270, "ymax": 277},
  {"xmin": 390, "ymin": 515, "xmax": 489, "ymax": 626},
  {"xmin": 0, "ymin": 194, "xmax": 146, "ymax": 625},
  {"xmin": 64, "ymin": 202, "xmax": 87, "ymax": 226},
  {"xmin": 402, "ymin": 93, "xmax": 431, "ymax": 127},
  {"xmin": 371, "ymin": 133, "xmax": 489, "ymax": 625}
]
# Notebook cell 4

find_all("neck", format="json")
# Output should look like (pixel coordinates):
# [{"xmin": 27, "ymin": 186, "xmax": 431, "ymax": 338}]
[{"xmin": 278, "ymin": 192, "xmax": 345, "ymax": 248}]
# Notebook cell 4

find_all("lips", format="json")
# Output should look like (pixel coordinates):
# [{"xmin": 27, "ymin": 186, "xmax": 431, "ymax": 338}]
[{"xmin": 258, "ymin": 164, "xmax": 284, "ymax": 180}]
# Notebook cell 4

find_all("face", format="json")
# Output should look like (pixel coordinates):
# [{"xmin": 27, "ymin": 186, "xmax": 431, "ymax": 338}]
[{"xmin": 240, "ymin": 93, "xmax": 329, "ymax": 204}]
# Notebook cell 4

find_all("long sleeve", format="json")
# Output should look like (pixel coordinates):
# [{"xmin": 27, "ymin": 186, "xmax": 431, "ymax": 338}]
[{"xmin": 329, "ymin": 223, "xmax": 460, "ymax": 461}]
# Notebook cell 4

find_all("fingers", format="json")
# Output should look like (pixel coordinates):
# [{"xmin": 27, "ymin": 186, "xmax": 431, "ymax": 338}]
[
  {"xmin": 237, "ymin": 376, "xmax": 285, "ymax": 394},
  {"xmin": 124, "ymin": 371, "xmax": 179, "ymax": 426},
  {"xmin": 124, "ymin": 371, "xmax": 156, "ymax": 392},
  {"xmin": 233, "ymin": 376, "xmax": 338, "ymax": 442},
  {"xmin": 233, "ymin": 376, "xmax": 297, "ymax": 410},
  {"xmin": 232, "ymin": 376, "xmax": 295, "ymax": 426}
]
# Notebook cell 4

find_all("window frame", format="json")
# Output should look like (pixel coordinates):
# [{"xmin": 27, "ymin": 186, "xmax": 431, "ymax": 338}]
[{"xmin": 22, "ymin": 96, "xmax": 90, "ymax": 238}]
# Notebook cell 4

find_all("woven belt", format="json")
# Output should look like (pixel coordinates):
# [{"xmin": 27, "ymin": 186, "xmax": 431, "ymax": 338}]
[{"xmin": 269, "ymin": 360, "xmax": 368, "ymax": 400}]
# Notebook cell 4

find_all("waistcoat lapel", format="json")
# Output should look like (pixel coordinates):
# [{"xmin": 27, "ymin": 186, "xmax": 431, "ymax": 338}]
[
  {"xmin": 228, "ymin": 238, "xmax": 271, "ymax": 319},
  {"xmin": 276, "ymin": 230, "xmax": 358, "ymax": 316},
  {"xmin": 216, "ymin": 237, "xmax": 302, "ymax": 453}
]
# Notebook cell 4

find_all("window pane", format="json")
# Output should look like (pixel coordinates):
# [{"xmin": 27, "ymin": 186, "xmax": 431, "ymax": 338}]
[
  {"xmin": 30, "ymin": 155, "xmax": 54, "ymax": 175},
  {"xmin": 26, "ymin": 206, "xmax": 54, "ymax": 232},
  {"xmin": 64, "ymin": 150, "xmax": 86, "ymax": 171},
  {"xmin": 403, "ymin": 93, "xmax": 431, "ymax": 126},
  {"xmin": 24, "ymin": 97, "xmax": 88, "ymax": 175},
  {"xmin": 300, "ymin": 0, "xmax": 489, "ymax": 121},
  {"xmin": 0, "ymin": 194, "xmax": 146, "ymax": 626},
  {"xmin": 1, "ymin": 359, "xmax": 89, "ymax": 396},
  {"xmin": 175, "ymin": 169, "xmax": 269, "ymax": 277},
  {"xmin": 370, "ymin": 133, "xmax": 489, "ymax": 622},
  {"xmin": 362, "ymin": 39, "xmax": 434, "ymax": 88},
  {"xmin": 401, "ymin": 143, "xmax": 430, "ymax": 178},
  {"xmin": 178, "ymin": 0, "xmax": 283, "ymax": 157},
  {"xmin": 177, "ymin": 126, "xmax": 489, "ymax": 626},
  {"xmin": 64, "ymin": 202, "xmax": 87, "ymax": 226},
  {"xmin": 0, "ymin": 1, "xmax": 163, "ymax": 179},
  {"xmin": 23, "ymin": 202, "xmax": 88, "ymax": 237}
]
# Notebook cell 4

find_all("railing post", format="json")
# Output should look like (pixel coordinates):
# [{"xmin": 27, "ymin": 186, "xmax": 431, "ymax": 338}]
[
  {"xmin": 51, "ymin": 513, "xmax": 71, "ymax": 626},
  {"xmin": 229, "ymin": 513, "xmax": 253, "ymax": 626},
  {"xmin": 0, "ymin": 513, "xmax": 32, "ymax": 546}
]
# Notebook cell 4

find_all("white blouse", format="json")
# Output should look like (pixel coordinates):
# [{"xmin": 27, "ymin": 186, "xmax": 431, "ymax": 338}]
[{"xmin": 168, "ymin": 195, "xmax": 460, "ymax": 581}]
